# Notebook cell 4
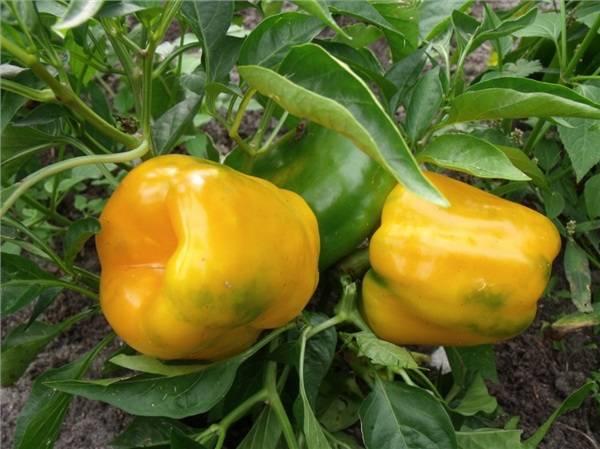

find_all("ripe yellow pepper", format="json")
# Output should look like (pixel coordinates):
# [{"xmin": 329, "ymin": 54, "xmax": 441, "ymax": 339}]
[
  {"xmin": 96, "ymin": 155, "xmax": 319, "ymax": 360},
  {"xmin": 362, "ymin": 172, "xmax": 561, "ymax": 346}
]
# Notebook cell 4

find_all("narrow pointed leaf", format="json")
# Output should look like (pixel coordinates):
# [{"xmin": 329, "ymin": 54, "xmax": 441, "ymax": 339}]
[{"xmin": 239, "ymin": 44, "xmax": 447, "ymax": 206}]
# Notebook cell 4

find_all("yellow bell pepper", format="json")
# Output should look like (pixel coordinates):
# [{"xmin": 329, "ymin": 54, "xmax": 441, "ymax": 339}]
[
  {"xmin": 362, "ymin": 172, "xmax": 561, "ymax": 346},
  {"xmin": 96, "ymin": 155, "xmax": 319, "ymax": 360}
]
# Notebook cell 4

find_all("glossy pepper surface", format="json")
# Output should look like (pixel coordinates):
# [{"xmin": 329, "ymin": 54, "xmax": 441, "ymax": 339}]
[
  {"xmin": 362, "ymin": 172, "xmax": 561, "ymax": 346},
  {"xmin": 228, "ymin": 124, "xmax": 395, "ymax": 269},
  {"xmin": 97, "ymin": 155, "xmax": 319, "ymax": 360}
]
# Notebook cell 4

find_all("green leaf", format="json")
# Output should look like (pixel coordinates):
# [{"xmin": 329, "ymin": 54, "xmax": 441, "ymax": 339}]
[
  {"xmin": 292, "ymin": 0, "xmax": 350, "ymax": 40},
  {"xmin": 513, "ymin": 12, "xmax": 561, "ymax": 42},
  {"xmin": 300, "ymin": 314, "xmax": 337, "ymax": 407},
  {"xmin": 13, "ymin": 336, "xmax": 110, "ymax": 449},
  {"xmin": 63, "ymin": 217, "xmax": 101, "ymax": 267},
  {"xmin": 496, "ymin": 145, "xmax": 547, "ymax": 188},
  {"xmin": 457, "ymin": 429, "xmax": 523, "ymax": 449},
  {"xmin": 53, "ymin": 0, "xmax": 104, "ymax": 32},
  {"xmin": 385, "ymin": 49, "xmax": 427, "ymax": 109},
  {"xmin": 1, "ymin": 125, "xmax": 55, "ymax": 179},
  {"xmin": 524, "ymin": 382, "xmax": 596, "ymax": 448},
  {"xmin": 332, "ymin": 23, "xmax": 383, "ymax": 49},
  {"xmin": 299, "ymin": 327, "xmax": 333, "ymax": 449},
  {"xmin": 584, "ymin": 174, "xmax": 600, "ymax": 218},
  {"xmin": 0, "ymin": 253, "xmax": 61, "ymax": 317},
  {"xmin": 111, "ymin": 417, "xmax": 197, "ymax": 449},
  {"xmin": 360, "ymin": 380, "xmax": 458, "ymax": 449},
  {"xmin": 419, "ymin": 134, "xmax": 529, "ymax": 181},
  {"xmin": 1, "ymin": 314, "xmax": 86, "ymax": 386},
  {"xmin": 181, "ymin": 0, "xmax": 234, "ymax": 82},
  {"xmin": 239, "ymin": 12, "xmax": 323, "ymax": 67},
  {"xmin": 446, "ymin": 346, "xmax": 498, "ymax": 387},
  {"xmin": 47, "ymin": 356, "xmax": 243, "ymax": 418},
  {"xmin": 448, "ymin": 78, "xmax": 600, "ymax": 123},
  {"xmin": 170, "ymin": 427, "xmax": 207, "ymax": 449},
  {"xmin": 564, "ymin": 240, "xmax": 593, "ymax": 313},
  {"xmin": 238, "ymin": 44, "xmax": 447, "ymax": 206},
  {"xmin": 109, "ymin": 354, "xmax": 209, "ymax": 377},
  {"xmin": 551, "ymin": 303, "xmax": 600, "ymax": 336},
  {"xmin": 452, "ymin": 375, "xmax": 498, "ymax": 416},
  {"xmin": 419, "ymin": 0, "xmax": 473, "ymax": 40},
  {"xmin": 153, "ymin": 94, "xmax": 203, "ymax": 155},
  {"xmin": 471, "ymin": 7, "xmax": 537, "ymax": 51},
  {"xmin": 534, "ymin": 139, "xmax": 561, "ymax": 172},
  {"xmin": 405, "ymin": 66, "xmax": 443, "ymax": 143},
  {"xmin": 343, "ymin": 331, "xmax": 417, "ymax": 371},
  {"xmin": 558, "ymin": 119, "xmax": 600, "ymax": 181},
  {"xmin": 541, "ymin": 188, "xmax": 564, "ymax": 219},
  {"xmin": 236, "ymin": 406, "xmax": 282, "ymax": 449}
]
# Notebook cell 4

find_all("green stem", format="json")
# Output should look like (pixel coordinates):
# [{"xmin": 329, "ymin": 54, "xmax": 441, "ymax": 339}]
[
  {"xmin": 255, "ymin": 125, "xmax": 297, "ymax": 156},
  {"xmin": 2, "ymin": 216, "xmax": 71, "ymax": 275},
  {"xmin": 564, "ymin": 14, "xmax": 600, "ymax": 80},
  {"xmin": 1, "ymin": 140, "xmax": 149, "ymax": 218},
  {"xmin": 337, "ymin": 247, "xmax": 370, "ymax": 279},
  {"xmin": 0, "ymin": 79, "xmax": 55, "ymax": 102},
  {"xmin": 229, "ymin": 88, "xmax": 257, "ymax": 155},
  {"xmin": 259, "ymin": 111, "xmax": 288, "ymax": 153},
  {"xmin": 306, "ymin": 314, "xmax": 346, "ymax": 339},
  {"xmin": 140, "ymin": 0, "xmax": 182, "ymax": 154},
  {"xmin": 570, "ymin": 75, "xmax": 600, "ymax": 82},
  {"xmin": 21, "ymin": 194, "xmax": 72, "ymax": 226},
  {"xmin": 3, "ymin": 278, "xmax": 99, "ymax": 300},
  {"xmin": 152, "ymin": 41, "xmax": 203, "ymax": 79},
  {"xmin": 559, "ymin": 0, "xmax": 568, "ymax": 71},
  {"xmin": 0, "ymin": 37, "xmax": 140, "ymax": 149},
  {"xmin": 266, "ymin": 370, "xmax": 300, "ymax": 449},
  {"xmin": 523, "ymin": 119, "xmax": 549, "ymax": 153},
  {"xmin": 251, "ymin": 100, "xmax": 275, "ymax": 147},
  {"xmin": 451, "ymin": 37, "xmax": 474, "ymax": 97}
]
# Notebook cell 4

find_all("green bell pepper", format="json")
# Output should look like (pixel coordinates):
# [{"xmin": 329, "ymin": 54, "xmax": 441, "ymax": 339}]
[{"xmin": 227, "ymin": 124, "xmax": 395, "ymax": 269}]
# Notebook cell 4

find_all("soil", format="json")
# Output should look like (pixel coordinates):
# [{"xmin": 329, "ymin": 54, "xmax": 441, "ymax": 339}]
[{"xmin": 2, "ymin": 1, "xmax": 599, "ymax": 448}]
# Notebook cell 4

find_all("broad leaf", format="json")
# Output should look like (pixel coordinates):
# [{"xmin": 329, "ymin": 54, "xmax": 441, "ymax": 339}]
[
  {"xmin": 448, "ymin": 78, "xmax": 600, "ymax": 123},
  {"xmin": 496, "ymin": 145, "xmax": 547, "ymax": 188},
  {"xmin": 524, "ymin": 382, "xmax": 596, "ymax": 448},
  {"xmin": 109, "ymin": 354, "xmax": 209, "ymax": 377},
  {"xmin": 584, "ymin": 174, "xmax": 600, "ymax": 218},
  {"xmin": 551, "ymin": 303, "xmax": 600, "ymax": 336},
  {"xmin": 63, "ymin": 217, "xmax": 101, "ymax": 267},
  {"xmin": 470, "ymin": 7, "xmax": 537, "ymax": 51},
  {"xmin": 360, "ymin": 380, "xmax": 457, "ymax": 449},
  {"xmin": 564, "ymin": 240, "xmax": 593, "ymax": 312},
  {"xmin": 405, "ymin": 66, "xmax": 443, "ymax": 143},
  {"xmin": 239, "ymin": 12, "xmax": 323, "ymax": 67},
  {"xmin": 513, "ymin": 12, "xmax": 561, "ymax": 42},
  {"xmin": 181, "ymin": 1, "xmax": 234, "ymax": 82},
  {"xmin": 48, "ymin": 357, "xmax": 243, "ymax": 418},
  {"xmin": 53, "ymin": 0, "xmax": 104, "ymax": 32},
  {"xmin": 343, "ymin": 331, "xmax": 417, "ymax": 371},
  {"xmin": 237, "ymin": 406, "xmax": 282, "ymax": 449},
  {"xmin": 446, "ymin": 346, "xmax": 498, "ymax": 387},
  {"xmin": 170, "ymin": 428, "xmax": 207, "ymax": 449},
  {"xmin": 153, "ymin": 94, "xmax": 203, "ymax": 155},
  {"xmin": 457, "ymin": 429, "xmax": 523, "ymax": 449},
  {"xmin": 0, "ymin": 253, "xmax": 61, "ymax": 317},
  {"xmin": 419, "ymin": 134, "xmax": 529, "ymax": 181},
  {"xmin": 111, "ymin": 417, "xmax": 197, "ymax": 449},
  {"xmin": 238, "ymin": 44, "xmax": 447, "ymax": 206},
  {"xmin": 13, "ymin": 336, "xmax": 110, "ymax": 449},
  {"xmin": 292, "ymin": 0, "xmax": 350, "ymax": 39},
  {"xmin": 452, "ymin": 375, "xmax": 498, "ymax": 416},
  {"xmin": 1, "ymin": 311, "xmax": 89, "ymax": 386}
]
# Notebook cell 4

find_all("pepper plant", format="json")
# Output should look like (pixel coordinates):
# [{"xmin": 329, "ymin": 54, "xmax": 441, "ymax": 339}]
[{"xmin": 1, "ymin": 1, "xmax": 599, "ymax": 449}]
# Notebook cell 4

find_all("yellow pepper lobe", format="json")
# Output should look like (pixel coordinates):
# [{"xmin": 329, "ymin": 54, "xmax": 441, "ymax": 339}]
[
  {"xmin": 97, "ymin": 155, "xmax": 319, "ymax": 360},
  {"xmin": 362, "ymin": 172, "xmax": 561, "ymax": 346}
]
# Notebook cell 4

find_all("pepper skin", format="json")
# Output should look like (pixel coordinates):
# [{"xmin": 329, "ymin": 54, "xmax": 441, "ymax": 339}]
[
  {"xmin": 96, "ymin": 155, "xmax": 319, "ymax": 360},
  {"xmin": 227, "ymin": 124, "xmax": 395, "ymax": 270},
  {"xmin": 362, "ymin": 172, "xmax": 561, "ymax": 346}
]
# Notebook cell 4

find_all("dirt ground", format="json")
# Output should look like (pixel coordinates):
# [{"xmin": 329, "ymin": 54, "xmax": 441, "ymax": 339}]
[{"xmin": 2, "ymin": 1, "xmax": 599, "ymax": 448}]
